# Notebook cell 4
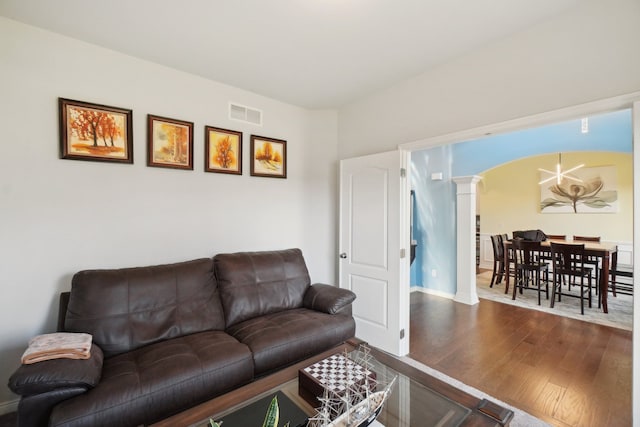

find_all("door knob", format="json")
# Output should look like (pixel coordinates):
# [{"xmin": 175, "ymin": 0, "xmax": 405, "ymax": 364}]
[{"xmin": 339, "ymin": 253, "xmax": 347, "ymax": 259}]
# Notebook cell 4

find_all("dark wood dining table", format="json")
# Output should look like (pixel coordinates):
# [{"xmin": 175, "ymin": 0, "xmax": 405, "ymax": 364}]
[{"xmin": 503, "ymin": 239, "xmax": 618, "ymax": 313}]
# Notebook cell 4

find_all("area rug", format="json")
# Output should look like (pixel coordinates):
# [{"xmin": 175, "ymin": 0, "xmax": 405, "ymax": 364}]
[
  {"xmin": 476, "ymin": 270, "xmax": 632, "ymax": 331},
  {"xmin": 401, "ymin": 357, "xmax": 551, "ymax": 427}
]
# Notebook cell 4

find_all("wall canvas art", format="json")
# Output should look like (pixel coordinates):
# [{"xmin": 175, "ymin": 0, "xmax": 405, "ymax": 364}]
[
  {"xmin": 59, "ymin": 98, "xmax": 133, "ymax": 163},
  {"xmin": 147, "ymin": 115, "xmax": 194, "ymax": 170},
  {"xmin": 205, "ymin": 126, "xmax": 242, "ymax": 175},
  {"xmin": 540, "ymin": 166, "xmax": 618, "ymax": 213},
  {"xmin": 250, "ymin": 135, "xmax": 286, "ymax": 178}
]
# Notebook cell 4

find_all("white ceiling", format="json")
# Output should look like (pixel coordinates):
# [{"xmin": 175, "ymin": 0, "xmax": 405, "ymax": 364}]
[{"xmin": 0, "ymin": 0, "xmax": 581, "ymax": 109}]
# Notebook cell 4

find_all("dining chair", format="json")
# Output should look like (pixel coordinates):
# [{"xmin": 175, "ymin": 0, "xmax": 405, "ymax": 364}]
[
  {"xmin": 573, "ymin": 235, "xmax": 600, "ymax": 295},
  {"xmin": 512, "ymin": 239, "xmax": 549, "ymax": 305},
  {"xmin": 605, "ymin": 265, "xmax": 634, "ymax": 297},
  {"xmin": 573, "ymin": 235, "xmax": 601, "ymax": 242},
  {"xmin": 538, "ymin": 234, "xmax": 566, "ymax": 264},
  {"xmin": 489, "ymin": 234, "xmax": 504, "ymax": 287},
  {"xmin": 549, "ymin": 242, "xmax": 593, "ymax": 315},
  {"xmin": 500, "ymin": 234, "xmax": 517, "ymax": 293}
]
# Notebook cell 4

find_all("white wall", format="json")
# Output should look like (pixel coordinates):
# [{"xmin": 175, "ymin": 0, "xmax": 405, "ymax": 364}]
[
  {"xmin": 338, "ymin": 0, "xmax": 640, "ymax": 159},
  {"xmin": 0, "ymin": 17, "xmax": 338, "ymax": 409}
]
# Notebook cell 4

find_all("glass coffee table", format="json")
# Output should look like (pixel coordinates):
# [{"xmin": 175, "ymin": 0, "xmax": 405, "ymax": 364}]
[{"xmin": 183, "ymin": 345, "xmax": 511, "ymax": 427}]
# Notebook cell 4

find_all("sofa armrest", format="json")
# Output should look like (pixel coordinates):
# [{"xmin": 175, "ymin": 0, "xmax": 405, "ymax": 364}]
[
  {"xmin": 8, "ymin": 343, "xmax": 103, "ymax": 396},
  {"xmin": 303, "ymin": 284, "xmax": 356, "ymax": 314},
  {"xmin": 17, "ymin": 386, "xmax": 88, "ymax": 427},
  {"xmin": 57, "ymin": 291, "xmax": 70, "ymax": 332}
]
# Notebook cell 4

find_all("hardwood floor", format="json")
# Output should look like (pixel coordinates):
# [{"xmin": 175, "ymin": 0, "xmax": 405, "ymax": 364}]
[{"xmin": 409, "ymin": 292, "xmax": 632, "ymax": 427}]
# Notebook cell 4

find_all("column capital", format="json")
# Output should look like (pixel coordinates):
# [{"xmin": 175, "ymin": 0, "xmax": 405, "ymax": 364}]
[
  {"xmin": 452, "ymin": 175, "xmax": 482, "ymax": 194},
  {"xmin": 452, "ymin": 175, "xmax": 482, "ymax": 185}
]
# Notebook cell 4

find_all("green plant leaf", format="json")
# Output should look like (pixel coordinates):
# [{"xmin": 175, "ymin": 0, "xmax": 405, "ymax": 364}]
[
  {"xmin": 208, "ymin": 419, "xmax": 222, "ymax": 427},
  {"xmin": 262, "ymin": 395, "xmax": 280, "ymax": 427},
  {"xmin": 540, "ymin": 198, "xmax": 569, "ymax": 209},
  {"xmin": 583, "ymin": 200, "xmax": 611, "ymax": 208}
]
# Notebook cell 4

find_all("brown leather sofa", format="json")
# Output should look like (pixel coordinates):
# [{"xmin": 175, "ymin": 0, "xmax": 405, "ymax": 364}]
[{"xmin": 8, "ymin": 248, "xmax": 356, "ymax": 427}]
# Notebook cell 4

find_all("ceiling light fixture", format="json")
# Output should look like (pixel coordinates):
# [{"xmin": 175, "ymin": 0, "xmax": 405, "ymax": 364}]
[{"xmin": 538, "ymin": 153, "xmax": 584, "ymax": 185}]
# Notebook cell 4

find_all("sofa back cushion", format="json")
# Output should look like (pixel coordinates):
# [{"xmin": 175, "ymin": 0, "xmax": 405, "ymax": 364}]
[
  {"xmin": 214, "ymin": 249, "xmax": 310, "ymax": 328},
  {"xmin": 64, "ymin": 258, "xmax": 226, "ymax": 358}
]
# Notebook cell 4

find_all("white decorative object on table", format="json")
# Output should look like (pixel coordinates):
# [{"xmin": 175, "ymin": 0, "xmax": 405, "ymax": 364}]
[{"xmin": 306, "ymin": 345, "xmax": 397, "ymax": 427}]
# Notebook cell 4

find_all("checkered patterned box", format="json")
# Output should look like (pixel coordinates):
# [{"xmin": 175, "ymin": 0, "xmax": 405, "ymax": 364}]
[{"xmin": 298, "ymin": 353, "xmax": 376, "ymax": 407}]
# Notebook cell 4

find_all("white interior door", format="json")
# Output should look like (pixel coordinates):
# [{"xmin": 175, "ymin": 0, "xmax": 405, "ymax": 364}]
[{"xmin": 339, "ymin": 150, "xmax": 409, "ymax": 357}]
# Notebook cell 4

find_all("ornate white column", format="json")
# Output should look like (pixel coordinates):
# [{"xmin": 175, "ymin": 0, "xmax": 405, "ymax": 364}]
[{"xmin": 452, "ymin": 175, "xmax": 482, "ymax": 305}]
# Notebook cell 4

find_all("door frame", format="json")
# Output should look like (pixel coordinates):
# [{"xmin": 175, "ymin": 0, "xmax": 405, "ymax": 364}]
[
  {"xmin": 399, "ymin": 149, "xmax": 411, "ymax": 356},
  {"xmin": 633, "ymin": 100, "xmax": 640, "ymax": 427},
  {"xmin": 397, "ymin": 90, "xmax": 640, "ymax": 424}
]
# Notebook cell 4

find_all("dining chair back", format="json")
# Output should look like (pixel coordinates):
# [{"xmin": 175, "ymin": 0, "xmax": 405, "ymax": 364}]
[
  {"xmin": 572, "ymin": 235, "xmax": 601, "ymax": 295},
  {"xmin": 573, "ymin": 235, "xmax": 601, "ymax": 242},
  {"xmin": 489, "ymin": 234, "xmax": 504, "ymax": 287},
  {"xmin": 545, "ymin": 234, "xmax": 566, "ymax": 240},
  {"xmin": 538, "ymin": 234, "xmax": 567, "ymax": 264},
  {"xmin": 500, "ymin": 234, "xmax": 516, "ymax": 287},
  {"xmin": 550, "ymin": 242, "xmax": 593, "ymax": 315},
  {"xmin": 512, "ymin": 239, "xmax": 549, "ymax": 305}
]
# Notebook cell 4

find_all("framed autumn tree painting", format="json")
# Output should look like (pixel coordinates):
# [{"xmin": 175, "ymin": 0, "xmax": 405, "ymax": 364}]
[
  {"xmin": 250, "ymin": 135, "xmax": 286, "ymax": 178},
  {"xmin": 59, "ymin": 98, "xmax": 133, "ymax": 163},
  {"xmin": 147, "ymin": 115, "xmax": 194, "ymax": 170},
  {"xmin": 205, "ymin": 126, "xmax": 242, "ymax": 175}
]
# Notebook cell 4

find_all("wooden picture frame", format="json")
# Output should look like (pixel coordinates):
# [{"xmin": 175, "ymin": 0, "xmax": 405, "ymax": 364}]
[
  {"xmin": 250, "ymin": 135, "xmax": 287, "ymax": 178},
  {"xmin": 205, "ymin": 126, "xmax": 242, "ymax": 175},
  {"xmin": 59, "ymin": 98, "xmax": 133, "ymax": 163},
  {"xmin": 147, "ymin": 115, "xmax": 194, "ymax": 170}
]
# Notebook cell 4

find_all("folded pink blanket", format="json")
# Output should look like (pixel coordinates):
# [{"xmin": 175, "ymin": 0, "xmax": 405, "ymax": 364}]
[{"xmin": 21, "ymin": 332, "xmax": 92, "ymax": 364}]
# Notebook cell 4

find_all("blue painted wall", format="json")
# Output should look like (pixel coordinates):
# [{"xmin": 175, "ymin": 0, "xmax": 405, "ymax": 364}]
[
  {"xmin": 410, "ymin": 109, "xmax": 632, "ymax": 294},
  {"xmin": 410, "ymin": 145, "xmax": 457, "ymax": 292}
]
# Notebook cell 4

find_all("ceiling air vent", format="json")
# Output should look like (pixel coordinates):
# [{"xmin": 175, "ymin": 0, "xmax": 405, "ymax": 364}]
[{"xmin": 229, "ymin": 102, "xmax": 262, "ymax": 126}]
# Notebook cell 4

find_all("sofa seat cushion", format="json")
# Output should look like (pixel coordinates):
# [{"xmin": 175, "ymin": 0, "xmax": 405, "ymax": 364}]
[
  {"xmin": 227, "ymin": 308, "xmax": 356, "ymax": 375},
  {"xmin": 49, "ymin": 331, "xmax": 253, "ymax": 427}
]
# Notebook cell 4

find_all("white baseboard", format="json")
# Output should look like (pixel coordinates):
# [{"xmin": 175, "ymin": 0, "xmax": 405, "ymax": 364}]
[
  {"xmin": 410, "ymin": 286, "xmax": 455, "ymax": 300},
  {"xmin": 0, "ymin": 398, "xmax": 18, "ymax": 416}
]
